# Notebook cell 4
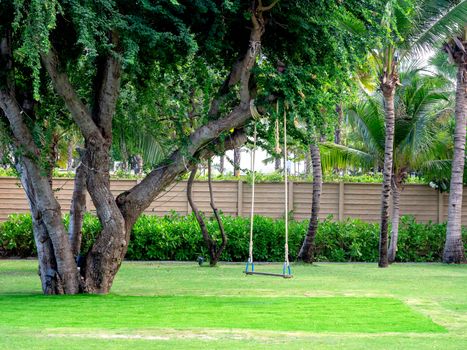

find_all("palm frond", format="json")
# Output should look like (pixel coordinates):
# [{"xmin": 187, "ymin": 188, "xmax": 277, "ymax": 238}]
[
  {"xmin": 113, "ymin": 125, "xmax": 166, "ymax": 167},
  {"xmin": 429, "ymin": 49, "xmax": 458, "ymax": 81},
  {"xmin": 418, "ymin": 159, "xmax": 452, "ymax": 178},
  {"xmin": 346, "ymin": 97, "xmax": 386, "ymax": 154},
  {"xmin": 136, "ymin": 133, "xmax": 166, "ymax": 166},
  {"xmin": 337, "ymin": 8, "xmax": 367, "ymax": 35},
  {"xmin": 319, "ymin": 142, "xmax": 376, "ymax": 173},
  {"xmin": 407, "ymin": 0, "xmax": 467, "ymax": 57}
]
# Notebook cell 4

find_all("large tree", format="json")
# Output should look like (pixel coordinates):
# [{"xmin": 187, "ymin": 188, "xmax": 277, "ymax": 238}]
[
  {"xmin": 0, "ymin": 0, "xmax": 275, "ymax": 294},
  {"xmin": 3, "ymin": 0, "xmax": 379, "ymax": 294}
]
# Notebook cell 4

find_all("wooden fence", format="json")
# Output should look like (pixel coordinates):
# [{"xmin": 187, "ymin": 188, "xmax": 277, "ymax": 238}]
[{"xmin": 0, "ymin": 177, "xmax": 462, "ymax": 224}]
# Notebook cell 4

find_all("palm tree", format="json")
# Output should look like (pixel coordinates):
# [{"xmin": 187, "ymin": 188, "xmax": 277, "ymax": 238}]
[
  {"xmin": 442, "ymin": 27, "xmax": 467, "ymax": 263},
  {"xmin": 344, "ymin": 0, "xmax": 467, "ymax": 267},
  {"xmin": 297, "ymin": 140, "xmax": 322, "ymax": 262},
  {"xmin": 321, "ymin": 67, "xmax": 453, "ymax": 262}
]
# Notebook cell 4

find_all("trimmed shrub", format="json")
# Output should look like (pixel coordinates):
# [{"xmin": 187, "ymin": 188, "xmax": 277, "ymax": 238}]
[
  {"xmin": 0, "ymin": 213, "xmax": 465, "ymax": 262},
  {"xmin": 0, "ymin": 214, "xmax": 35, "ymax": 258}
]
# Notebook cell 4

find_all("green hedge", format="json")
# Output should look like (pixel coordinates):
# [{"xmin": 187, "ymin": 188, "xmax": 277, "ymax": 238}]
[{"xmin": 0, "ymin": 213, "xmax": 466, "ymax": 262}]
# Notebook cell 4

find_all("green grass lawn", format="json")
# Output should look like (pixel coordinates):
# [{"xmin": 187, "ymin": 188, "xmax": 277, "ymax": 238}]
[{"xmin": 0, "ymin": 261, "xmax": 466, "ymax": 349}]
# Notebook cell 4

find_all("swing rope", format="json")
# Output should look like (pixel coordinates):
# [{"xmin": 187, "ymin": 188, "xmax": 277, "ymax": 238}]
[
  {"xmin": 283, "ymin": 106, "xmax": 290, "ymax": 272},
  {"xmin": 248, "ymin": 122, "xmax": 256, "ymax": 269},
  {"xmin": 245, "ymin": 100, "xmax": 292, "ymax": 278}
]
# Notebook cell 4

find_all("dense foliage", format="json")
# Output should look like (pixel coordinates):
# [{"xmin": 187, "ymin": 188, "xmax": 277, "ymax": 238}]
[
  {"xmin": 1, "ymin": 213, "xmax": 465, "ymax": 263},
  {"xmin": 0, "ymin": 167, "xmax": 430, "ymax": 183}
]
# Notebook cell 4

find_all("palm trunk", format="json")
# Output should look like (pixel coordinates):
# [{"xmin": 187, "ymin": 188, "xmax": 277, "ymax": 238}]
[
  {"xmin": 379, "ymin": 84, "xmax": 396, "ymax": 268},
  {"xmin": 298, "ymin": 143, "xmax": 322, "ymax": 262},
  {"xmin": 388, "ymin": 176, "xmax": 401, "ymax": 263},
  {"xmin": 444, "ymin": 43, "xmax": 467, "ymax": 263}
]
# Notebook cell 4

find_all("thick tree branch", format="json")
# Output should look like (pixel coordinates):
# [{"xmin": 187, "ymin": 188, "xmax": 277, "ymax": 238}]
[
  {"xmin": 41, "ymin": 49, "xmax": 103, "ymax": 143},
  {"xmin": 91, "ymin": 31, "xmax": 122, "ymax": 139},
  {"xmin": 0, "ymin": 92, "xmax": 38, "ymax": 155},
  {"xmin": 196, "ymin": 129, "xmax": 248, "ymax": 160},
  {"xmin": 259, "ymin": 0, "xmax": 279, "ymax": 12},
  {"xmin": 0, "ymin": 35, "xmax": 37, "ymax": 155},
  {"xmin": 117, "ymin": 107, "xmax": 250, "ymax": 216},
  {"xmin": 116, "ymin": 7, "xmax": 267, "ymax": 221}
]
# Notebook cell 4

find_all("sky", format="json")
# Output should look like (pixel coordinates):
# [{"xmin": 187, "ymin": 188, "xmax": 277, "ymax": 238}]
[{"xmin": 210, "ymin": 147, "xmax": 306, "ymax": 176}]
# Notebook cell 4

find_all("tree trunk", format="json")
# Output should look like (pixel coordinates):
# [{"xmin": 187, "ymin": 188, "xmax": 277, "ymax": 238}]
[
  {"xmin": 81, "ymin": 143, "xmax": 127, "ymax": 294},
  {"xmin": 388, "ymin": 174, "xmax": 402, "ymax": 263},
  {"xmin": 134, "ymin": 154, "xmax": 143, "ymax": 175},
  {"xmin": 444, "ymin": 40, "xmax": 467, "ymax": 264},
  {"xmin": 186, "ymin": 163, "xmax": 227, "ymax": 266},
  {"xmin": 379, "ymin": 79, "xmax": 397, "ymax": 268},
  {"xmin": 68, "ymin": 163, "xmax": 87, "ymax": 257},
  {"xmin": 219, "ymin": 155, "xmax": 225, "ymax": 175},
  {"xmin": 67, "ymin": 140, "xmax": 73, "ymax": 170},
  {"xmin": 233, "ymin": 147, "xmax": 241, "ymax": 177},
  {"xmin": 17, "ymin": 162, "xmax": 64, "ymax": 294},
  {"xmin": 275, "ymin": 156, "xmax": 281, "ymax": 171},
  {"xmin": 207, "ymin": 160, "xmax": 227, "ymax": 264},
  {"xmin": 298, "ymin": 143, "xmax": 322, "ymax": 262},
  {"xmin": 1, "ymin": 34, "xmax": 79, "ymax": 294},
  {"xmin": 305, "ymin": 148, "xmax": 311, "ymax": 176}
]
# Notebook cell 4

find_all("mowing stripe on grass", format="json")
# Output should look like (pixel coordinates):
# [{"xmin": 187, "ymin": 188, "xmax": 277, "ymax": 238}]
[{"xmin": 0, "ymin": 296, "xmax": 444, "ymax": 333}]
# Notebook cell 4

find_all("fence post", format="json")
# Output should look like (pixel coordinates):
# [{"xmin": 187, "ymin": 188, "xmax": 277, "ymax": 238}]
[
  {"xmin": 237, "ymin": 180, "xmax": 243, "ymax": 217},
  {"xmin": 338, "ymin": 182, "xmax": 345, "ymax": 221},
  {"xmin": 438, "ymin": 191, "xmax": 443, "ymax": 223}
]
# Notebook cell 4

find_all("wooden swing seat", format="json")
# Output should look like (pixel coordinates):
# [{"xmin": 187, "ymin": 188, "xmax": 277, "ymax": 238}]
[{"xmin": 243, "ymin": 270, "xmax": 293, "ymax": 278}]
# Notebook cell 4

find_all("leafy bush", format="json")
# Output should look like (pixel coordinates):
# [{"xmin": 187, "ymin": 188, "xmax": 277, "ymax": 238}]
[
  {"xmin": 0, "ymin": 213, "xmax": 465, "ymax": 262},
  {"xmin": 0, "ymin": 214, "xmax": 35, "ymax": 257},
  {"xmin": 0, "ymin": 167, "xmax": 431, "ymax": 184}
]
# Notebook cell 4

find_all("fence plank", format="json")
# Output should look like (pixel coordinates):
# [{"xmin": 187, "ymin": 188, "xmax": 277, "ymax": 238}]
[
  {"xmin": 237, "ymin": 180, "xmax": 243, "ymax": 216},
  {"xmin": 338, "ymin": 182, "xmax": 344, "ymax": 221}
]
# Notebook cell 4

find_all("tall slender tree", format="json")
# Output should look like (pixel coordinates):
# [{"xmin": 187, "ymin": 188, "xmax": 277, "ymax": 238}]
[
  {"xmin": 443, "ymin": 26, "xmax": 467, "ymax": 263},
  {"xmin": 297, "ymin": 141, "xmax": 322, "ymax": 262}
]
